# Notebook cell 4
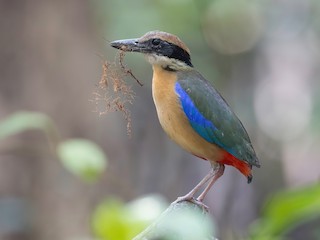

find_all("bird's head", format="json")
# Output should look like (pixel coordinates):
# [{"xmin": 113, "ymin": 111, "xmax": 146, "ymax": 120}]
[{"xmin": 110, "ymin": 31, "xmax": 193, "ymax": 71}]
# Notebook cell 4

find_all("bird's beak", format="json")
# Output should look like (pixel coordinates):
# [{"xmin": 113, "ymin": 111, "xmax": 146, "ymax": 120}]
[{"xmin": 110, "ymin": 38, "xmax": 146, "ymax": 53}]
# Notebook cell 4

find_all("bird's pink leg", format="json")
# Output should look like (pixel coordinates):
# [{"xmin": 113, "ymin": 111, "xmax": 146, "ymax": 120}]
[
  {"xmin": 173, "ymin": 168, "xmax": 215, "ymax": 204},
  {"xmin": 197, "ymin": 164, "xmax": 225, "ymax": 202}
]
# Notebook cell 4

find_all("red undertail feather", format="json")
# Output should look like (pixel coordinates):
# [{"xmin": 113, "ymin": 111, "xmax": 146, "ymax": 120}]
[{"xmin": 220, "ymin": 151, "xmax": 253, "ymax": 183}]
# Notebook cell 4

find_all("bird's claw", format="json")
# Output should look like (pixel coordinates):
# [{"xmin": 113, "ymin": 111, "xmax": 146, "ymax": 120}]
[
  {"xmin": 192, "ymin": 198, "xmax": 209, "ymax": 212},
  {"xmin": 172, "ymin": 195, "xmax": 192, "ymax": 204},
  {"xmin": 173, "ymin": 196, "xmax": 209, "ymax": 212}
]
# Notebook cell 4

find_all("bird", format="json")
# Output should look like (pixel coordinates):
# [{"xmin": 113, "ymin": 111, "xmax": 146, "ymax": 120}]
[{"xmin": 110, "ymin": 30, "xmax": 260, "ymax": 207}]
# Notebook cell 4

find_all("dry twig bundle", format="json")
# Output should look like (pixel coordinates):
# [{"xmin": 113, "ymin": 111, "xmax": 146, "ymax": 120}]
[{"xmin": 92, "ymin": 51, "xmax": 142, "ymax": 136}]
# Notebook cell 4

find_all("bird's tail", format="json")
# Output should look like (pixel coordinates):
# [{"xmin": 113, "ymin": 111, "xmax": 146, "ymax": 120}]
[{"xmin": 220, "ymin": 151, "xmax": 253, "ymax": 183}]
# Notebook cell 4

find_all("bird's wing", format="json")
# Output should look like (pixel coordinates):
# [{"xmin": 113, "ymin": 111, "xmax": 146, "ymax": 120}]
[{"xmin": 175, "ymin": 70, "xmax": 260, "ymax": 167}]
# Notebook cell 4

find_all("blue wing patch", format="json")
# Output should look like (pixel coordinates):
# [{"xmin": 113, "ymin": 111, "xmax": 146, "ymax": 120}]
[{"xmin": 175, "ymin": 82, "xmax": 222, "ymax": 146}]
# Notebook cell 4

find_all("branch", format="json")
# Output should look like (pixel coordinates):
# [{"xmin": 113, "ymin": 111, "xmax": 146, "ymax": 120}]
[{"xmin": 133, "ymin": 200, "xmax": 218, "ymax": 240}]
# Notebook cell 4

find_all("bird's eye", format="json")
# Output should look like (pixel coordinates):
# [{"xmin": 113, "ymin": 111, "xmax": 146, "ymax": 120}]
[{"xmin": 152, "ymin": 38, "xmax": 161, "ymax": 46}]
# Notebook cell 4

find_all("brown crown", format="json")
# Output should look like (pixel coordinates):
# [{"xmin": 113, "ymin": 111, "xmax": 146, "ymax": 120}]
[{"xmin": 138, "ymin": 30, "xmax": 190, "ymax": 54}]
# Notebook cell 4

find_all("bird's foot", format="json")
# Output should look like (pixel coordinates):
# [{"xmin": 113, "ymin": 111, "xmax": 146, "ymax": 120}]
[
  {"xmin": 173, "ymin": 196, "xmax": 209, "ymax": 212},
  {"xmin": 172, "ymin": 189, "xmax": 197, "ymax": 205},
  {"xmin": 192, "ymin": 198, "xmax": 209, "ymax": 212}
]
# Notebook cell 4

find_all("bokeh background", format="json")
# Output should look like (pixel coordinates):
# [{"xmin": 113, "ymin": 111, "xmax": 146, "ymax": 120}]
[{"xmin": 1, "ymin": 0, "xmax": 320, "ymax": 239}]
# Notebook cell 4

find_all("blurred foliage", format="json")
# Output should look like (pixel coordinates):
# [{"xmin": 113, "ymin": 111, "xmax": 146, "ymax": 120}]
[
  {"xmin": 91, "ymin": 184, "xmax": 320, "ymax": 240},
  {"xmin": 0, "ymin": 111, "xmax": 107, "ymax": 182},
  {"xmin": 57, "ymin": 139, "xmax": 107, "ymax": 182},
  {"xmin": 203, "ymin": 0, "xmax": 263, "ymax": 54},
  {"xmin": 92, "ymin": 196, "xmax": 215, "ymax": 240},
  {"xmin": 0, "ymin": 111, "xmax": 56, "ymax": 141},
  {"xmin": 92, "ymin": 184, "xmax": 320, "ymax": 240},
  {"xmin": 249, "ymin": 183, "xmax": 320, "ymax": 240},
  {"xmin": 92, "ymin": 195, "xmax": 167, "ymax": 240}
]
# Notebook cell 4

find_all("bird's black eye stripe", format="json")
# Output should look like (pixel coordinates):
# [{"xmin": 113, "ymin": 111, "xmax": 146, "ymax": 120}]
[
  {"xmin": 165, "ymin": 42, "xmax": 193, "ymax": 67},
  {"xmin": 151, "ymin": 38, "xmax": 161, "ymax": 46},
  {"xmin": 146, "ymin": 38, "xmax": 193, "ymax": 67}
]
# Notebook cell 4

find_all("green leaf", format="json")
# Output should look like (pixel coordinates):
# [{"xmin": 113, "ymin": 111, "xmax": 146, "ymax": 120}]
[
  {"xmin": 92, "ymin": 198, "xmax": 129, "ymax": 240},
  {"xmin": 92, "ymin": 195, "xmax": 166, "ymax": 240},
  {"xmin": 249, "ymin": 183, "xmax": 320, "ymax": 239},
  {"xmin": 0, "ymin": 111, "xmax": 55, "ymax": 140},
  {"xmin": 264, "ymin": 184, "xmax": 320, "ymax": 233},
  {"xmin": 57, "ymin": 139, "xmax": 107, "ymax": 182}
]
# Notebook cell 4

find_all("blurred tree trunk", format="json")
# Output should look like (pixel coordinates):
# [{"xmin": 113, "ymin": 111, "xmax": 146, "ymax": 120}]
[{"xmin": 0, "ymin": 1, "xmax": 98, "ymax": 239}]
